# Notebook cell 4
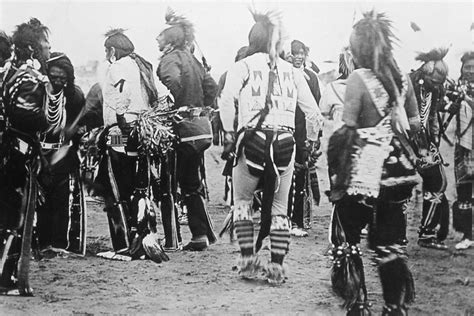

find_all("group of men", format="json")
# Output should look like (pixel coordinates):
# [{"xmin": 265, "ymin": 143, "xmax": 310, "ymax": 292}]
[{"xmin": 0, "ymin": 7, "xmax": 472, "ymax": 316}]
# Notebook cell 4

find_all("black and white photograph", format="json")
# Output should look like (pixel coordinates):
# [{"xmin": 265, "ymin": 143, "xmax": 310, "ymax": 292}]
[{"xmin": 0, "ymin": 0, "xmax": 472, "ymax": 314}]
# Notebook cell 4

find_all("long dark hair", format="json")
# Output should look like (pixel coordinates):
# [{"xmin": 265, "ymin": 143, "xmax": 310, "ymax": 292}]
[{"xmin": 350, "ymin": 11, "xmax": 402, "ymax": 106}]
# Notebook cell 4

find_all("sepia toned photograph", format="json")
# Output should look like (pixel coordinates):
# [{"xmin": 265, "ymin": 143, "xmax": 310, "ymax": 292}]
[{"xmin": 0, "ymin": 0, "xmax": 472, "ymax": 314}]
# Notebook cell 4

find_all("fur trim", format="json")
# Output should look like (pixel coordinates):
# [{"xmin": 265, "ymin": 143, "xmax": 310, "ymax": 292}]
[
  {"xmin": 236, "ymin": 256, "xmax": 263, "ymax": 279},
  {"xmin": 264, "ymin": 262, "xmax": 286, "ymax": 285},
  {"xmin": 330, "ymin": 244, "xmax": 367, "ymax": 310},
  {"xmin": 164, "ymin": 7, "xmax": 195, "ymax": 45},
  {"xmin": 378, "ymin": 254, "xmax": 415, "ymax": 307}
]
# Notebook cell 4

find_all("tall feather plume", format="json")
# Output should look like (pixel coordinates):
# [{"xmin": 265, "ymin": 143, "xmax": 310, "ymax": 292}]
[
  {"xmin": 353, "ymin": 10, "xmax": 410, "ymax": 135},
  {"xmin": 249, "ymin": 7, "xmax": 285, "ymax": 69},
  {"xmin": 165, "ymin": 7, "xmax": 195, "ymax": 45},
  {"xmin": 354, "ymin": 10, "xmax": 398, "ymax": 74},
  {"xmin": 415, "ymin": 47, "xmax": 449, "ymax": 62},
  {"xmin": 411, "ymin": 22, "xmax": 449, "ymax": 63},
  {"xmin": 105, "ymin": 28, "xmax": 127, "ymax": 38}
]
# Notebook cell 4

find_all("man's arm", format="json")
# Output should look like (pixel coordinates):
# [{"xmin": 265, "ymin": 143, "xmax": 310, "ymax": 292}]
[
  {"xmin": 342, "ymin": 72, "xmax": 364, "ymax": 128},
  {"xmin": 218, "ymin": 61, "xmax": 248, "ymax": 133},
  {"xmin": 404, "ymin": 76, "xmax": 421, "ymax": 132},
  {"xmin": 202, "ymin": 72, "xmax": 218, "ymax": 108},
  {"xmin": 10, "ymin": 78, "xmax": 48, "ymax": 133},
  {"xmin": 157, "ymin": 56, "xmax": 182, "ymax": 102}
]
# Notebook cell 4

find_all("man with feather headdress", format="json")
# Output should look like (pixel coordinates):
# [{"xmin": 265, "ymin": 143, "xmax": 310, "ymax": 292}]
[
  {"xmin": 327, "ymin": 11, "xmax": 421, "ymax": 315},
  {"xmin": 218, "ymin": 9, "xmax": 323, "ymax": 284},
  {"xmin": 156, "ymin": 9, "xmax": 218, "ymax": 252},
  {"xmin": 409, "ymin": 47, "xmax": 450, "ymax": 250},
  {"xmin": 94, "ymin": 29, "xmax": 170, "ymax": 263},
  {"xmin": 0, "ymin": 18, "xmax": 51, "ymax": 296}
]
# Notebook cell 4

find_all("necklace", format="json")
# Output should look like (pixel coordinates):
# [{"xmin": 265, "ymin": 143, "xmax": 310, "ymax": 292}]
[
  {"xmin": 419, "ymin": 84, "xmax": 432, "ymax": 129},
  {"xmin": 45, "ymin": 88, "xmax": 67, "ymax": 133}
]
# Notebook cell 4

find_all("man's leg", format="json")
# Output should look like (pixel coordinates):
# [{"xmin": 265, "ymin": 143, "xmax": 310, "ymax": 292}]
[
  {"xmin": 177, "ymin": 149, "xmax": 216, "ymax": 250},
  {"xmin": 454, "ymin": 182, "xmax": 473, "ymax": 250},
  {"xmin": 418, "ymin": 164, "xmax": 449, "ymax": 249},
  {"xmin": 330, "ymin": 195, "xmax": 372, "ymax": 313},
  {"xmin": 265, "ymin": 160, "xmax": 294, "ymax": 284},
  {"xmin": 158, "ymin": 152, "xmax": 182, "ymax": 250},
  {"xmin": 287, "ymin": 168, "xmax": 307, "ymax": 237},
  {"xmin": 375, "ymin": 187, "xmax": 416, "ymax": 315},
  {"xmin": 232, "ymin": 153, "xmax": 260, "ymax": 277},
  {"xmin": 50, "ymin": 173, "xmax": 70, "ymax": 250}
]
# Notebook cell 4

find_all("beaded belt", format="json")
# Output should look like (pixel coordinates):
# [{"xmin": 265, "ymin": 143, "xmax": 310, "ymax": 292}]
[
  {"xmin": 107, "ymin": 135, "xmax": 137, "ymax": 156},
  {"xmin": 15, "ymin": 137, "xmax": 32, "ymax": 155},
  {"xmin": 247, "ymin": 124, "xmax": 294, "ymax": 133},
  {"xmin": 40, "ymin": 141, "xmax": 71, "ymax": 150}
]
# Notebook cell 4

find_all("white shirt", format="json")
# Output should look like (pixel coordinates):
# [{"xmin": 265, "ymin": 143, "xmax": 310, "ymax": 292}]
[
  {"xmin": 102, "ymin": 56, "xmax": 150, "ymax": 126},
  {"xmin": 218, "ymin": 53, "xmax": 323, "ymax": 141}
]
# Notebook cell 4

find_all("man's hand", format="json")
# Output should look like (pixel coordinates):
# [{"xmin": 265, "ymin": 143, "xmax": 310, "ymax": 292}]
[
  {"xmin": 221, "ymin": 131, "xmax": 235, "ymax": 161},
  {"xmin": 307, "ymin": 139, "xmax": 322, "ymax": 164},
  {"xmin": 116, "ymin": 113, "xmax": 131, "ymax": 135}
]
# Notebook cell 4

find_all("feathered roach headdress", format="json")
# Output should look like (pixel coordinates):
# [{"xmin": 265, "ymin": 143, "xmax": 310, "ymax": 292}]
[
  {"xmin": 161, "ymin": 7, "xmax": 195, "ymax": 49},
  {"xmin": 248, "ymin": 8, "xmax": 285, "ymax": 69},
  {"xmin": 351, "ymin": 10, "xmax": 411, "ymax": 136},
  {"xmin": 12, "ymin": 18, "xmax": 50, "ymax": 63},
  {"xmin": 410, "ymin": 21, "xmax": 450, "ymax": 80},
  {"xmin": 351, "ymin": 10, "xmax": 402, "ymax": 102},
  {"xmin": 415, "ymin": 47, "xmax": 449, "ymax": 63},
  {"xmin": 104, "ymin": 28, "xmax": 135, "ymax": 60}
]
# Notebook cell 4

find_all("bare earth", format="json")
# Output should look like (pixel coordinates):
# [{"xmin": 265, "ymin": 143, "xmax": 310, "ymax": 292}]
[{"xmin": 0, "ymin": 133, "xmax": 473, "ymax": 315}]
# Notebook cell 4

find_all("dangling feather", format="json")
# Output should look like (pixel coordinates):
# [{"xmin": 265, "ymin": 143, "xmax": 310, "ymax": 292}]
[
  {"xmin": 330, "ymin": 208, "xmax": 370, "ymax": 313},
  {"xmin": 410, "ymin": 22, "xmax": 421, "ymax": 32},
  {"xmin": 249, "ymin": 8, "xmax": 285, "ymax": 69}
]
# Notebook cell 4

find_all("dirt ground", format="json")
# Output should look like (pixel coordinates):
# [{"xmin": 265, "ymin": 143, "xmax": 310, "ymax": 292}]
[{"xmin": 0, "ymin": 135, "xmax": 473, "ymax": 315}]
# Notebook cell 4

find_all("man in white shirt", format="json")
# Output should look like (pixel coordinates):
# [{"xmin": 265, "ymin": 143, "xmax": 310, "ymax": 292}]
[{"xmin": 219, "ymin": 10, "xmax": 323, "ymax": 284}]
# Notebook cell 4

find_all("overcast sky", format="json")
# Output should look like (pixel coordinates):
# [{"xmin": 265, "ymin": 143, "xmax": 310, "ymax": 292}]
[{"xmin": 0, "ymin": 0, "xmax": 472, "ymax": 81}]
